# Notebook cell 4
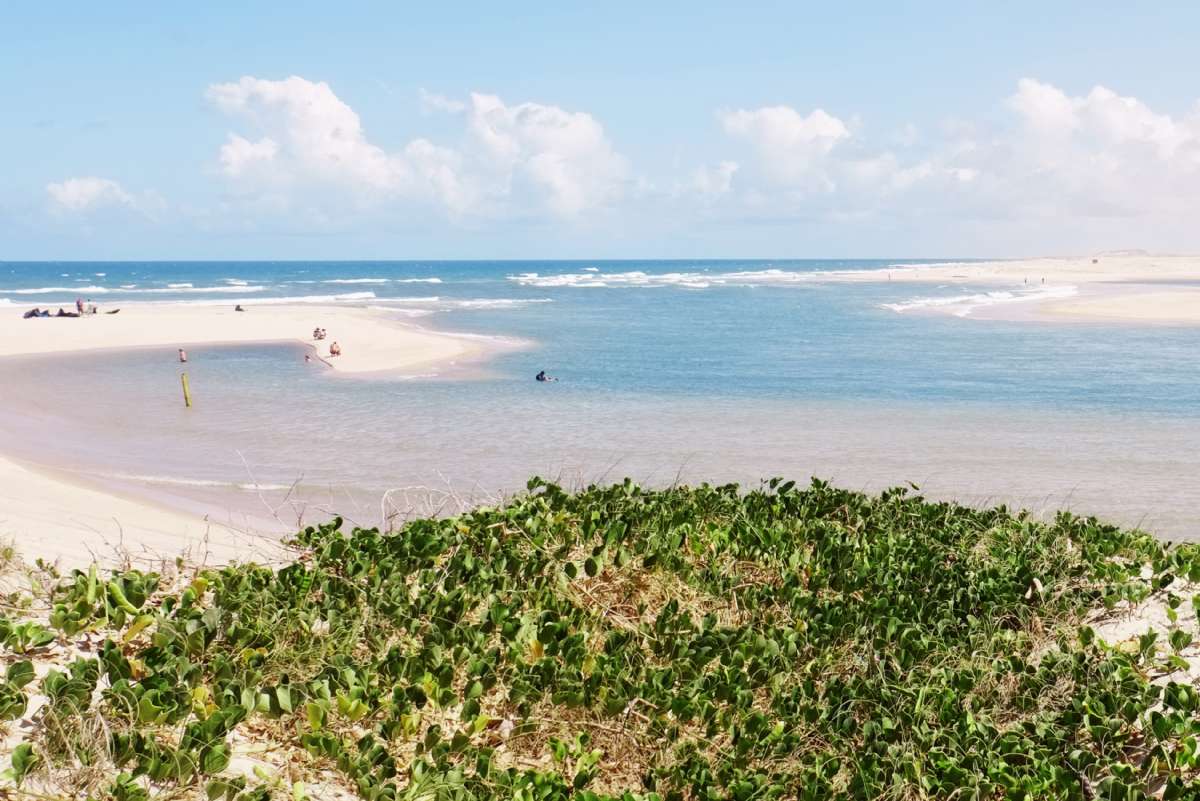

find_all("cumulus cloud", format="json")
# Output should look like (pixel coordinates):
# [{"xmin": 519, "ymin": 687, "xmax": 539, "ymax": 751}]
[
  {"xmin": 719, "ymin": 106, "xmax": 849, "ymax": 186},
  {"xmin": 46, "ymin": 177, "xmax": 136, "ymax": 212},
  {"xmin": 207, "ymin": 76, "xmax": 406, "ymax": 192},
  {"xmin": 950, "ymin": 78, "xmax": 1200, "ymax": 221},
  {"xmin": 207, "ymin": 76, "xmax": 629, "ymax": 219},
  {"xmin": 217, "ymin": 135, "xmax": 279, "ymax": 176},
  {"xmin": 704, "ymin": 78, "xmax": 1200, "ymax": 239},
  {"xmin": 465, "ymin": 92, "xmax": 629, "ymax": 217}
]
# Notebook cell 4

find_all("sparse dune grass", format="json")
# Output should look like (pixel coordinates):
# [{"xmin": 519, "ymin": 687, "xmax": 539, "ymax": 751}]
[{"xmin": 1, "ymin": 477, "xmax": 1199, "ymax": 800}]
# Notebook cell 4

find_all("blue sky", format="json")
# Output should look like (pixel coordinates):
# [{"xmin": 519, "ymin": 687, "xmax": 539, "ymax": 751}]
[{"xmin": 3, "ymin": 2, "xmax": 1200, "ymax": 259}]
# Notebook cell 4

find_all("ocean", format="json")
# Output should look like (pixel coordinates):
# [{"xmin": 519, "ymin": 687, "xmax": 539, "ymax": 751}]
[{"xmin": 2, "ymin": 259, "xmax": 1199, "ymax": 537}]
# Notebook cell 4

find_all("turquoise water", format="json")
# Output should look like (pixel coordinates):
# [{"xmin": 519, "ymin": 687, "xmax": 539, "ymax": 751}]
[
  {"xmin": 2, "ymin": 260, "xmax": 1199, "ymax": 536},
  {"xmin": 4, "ymin": 259, "xmax": 1198, "ymax": 411}
]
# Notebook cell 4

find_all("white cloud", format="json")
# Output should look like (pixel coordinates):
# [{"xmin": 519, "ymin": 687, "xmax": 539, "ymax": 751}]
[
  {"xmin": 704, "ymin": 79, "xmax": 1200, "ymax": 240},
  {"xmin": 218, "ymin": 135, "xmax": 279, "ymax": 176},
  {"xmin": 419, "ymin": 88, "xmax": 466, "ymax": 114},
  {"xmin": 719, "ymin": 106, "xmax": 849, "ymax": 185},
  {"xmin": 465, "ymin": 92, "xmax": 628, "ymax": 217},
  {"xmin": 207, "ymin": 76, "xmax": 629, "ymax": 220},
  {"xmin": 207, "ymin": 76, "xmax": 406, "ymax": 192},
  {"xmin": 1009, "ymin": 79, "xmax": 1193, "ymax": 157},
  {"xmin": 967, "ymin": 78, "xmax": 1200, "ymax": 220},
  {"xmin": 46, "ymin": 177, "xmax": 136, "ymax": 212},
  {"xmin": 687, "ymin": 161, "xmax": 739, "ymax": 199}
]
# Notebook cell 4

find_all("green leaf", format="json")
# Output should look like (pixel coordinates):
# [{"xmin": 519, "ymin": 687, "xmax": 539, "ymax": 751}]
[
  {"xmin": 276, "ymin": 685, "xmax": 293, "ymax": 714},
  {"xmin": 305, "ymin": 700, "xmax": 326, "ymax": 731},
  {"xmin": 6, "ymin": 660, "xmax": 35, "ymax": 689},
  {"xmin": 202, "ymin": 743, "xmax": 231, "ymax": 775},
  {"xmin": 11, "ymin": 743, "xmax": 38, "ymax": 784}
]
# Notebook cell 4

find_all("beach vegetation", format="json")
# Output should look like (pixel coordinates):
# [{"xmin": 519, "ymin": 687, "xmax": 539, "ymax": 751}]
[{"xmin": 3, "ymin": 478, "xmax": 1200, "ymax": 799}]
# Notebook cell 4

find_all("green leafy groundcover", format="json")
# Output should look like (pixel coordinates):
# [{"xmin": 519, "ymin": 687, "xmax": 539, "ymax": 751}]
[{"xmin": 6, "ymin": 477, "xmax": 1200, "ymax": 800}]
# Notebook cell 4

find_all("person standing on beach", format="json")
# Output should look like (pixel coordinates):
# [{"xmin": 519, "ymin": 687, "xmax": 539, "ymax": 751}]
[
  {"xmin": 178, "ymin": 348, "xmax": 188, "ymax": 363},
  {"xmin": 75, "ymin": 297, "xmax": 83, "ymax": 314}
]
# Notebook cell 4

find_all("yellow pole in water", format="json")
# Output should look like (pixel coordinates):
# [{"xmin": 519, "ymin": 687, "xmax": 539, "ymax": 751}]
[{"xmin": 181, "ymin": 372, "xmax": 192, "ymax": 408}]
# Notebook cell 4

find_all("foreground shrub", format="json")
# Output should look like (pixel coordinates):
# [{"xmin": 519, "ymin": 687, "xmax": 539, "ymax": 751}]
[{"xmin": 6, "ymin": 477, "xmax": 1200, "ymax": 800}]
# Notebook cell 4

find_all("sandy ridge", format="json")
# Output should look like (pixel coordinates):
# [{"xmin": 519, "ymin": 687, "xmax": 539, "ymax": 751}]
[{"xmin": 0, "ymin": 302, "xmax": 481, "ymax": 375}]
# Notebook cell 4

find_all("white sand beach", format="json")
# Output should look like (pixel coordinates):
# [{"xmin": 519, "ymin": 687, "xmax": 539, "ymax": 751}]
[
  {"xmin": 1040, "ymin": 287, "xmax": 1200, "ymax": 324},
  {"xmin": 0, "ymin": 302, "xmax": 481, "ymax": 374},
  {"xmin": 0, "ymin": 452, "xmax": 287, "ymax": 571},
  {"xmin": 0, "ymin": 302, "xmax": 490, "ymax": 569},
  {"xmin": 858, "ymin": 254, "xmax": 1200, "ymax": 324}
]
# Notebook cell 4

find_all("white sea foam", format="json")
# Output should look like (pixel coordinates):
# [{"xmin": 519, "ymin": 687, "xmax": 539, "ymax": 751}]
[
  {"xmin": 395, "ymin": 277, "xmax": 443, "ymax": 283},
  {"xmin": 1, "ymin": 284, "xmax": 268, "ymax": 295},
  {"xmin": 5, "ymin": 285, "xmax": 111, "ymax": 294},
  {"xmin": 369, "ymin": 296, "xmax": 552, "ymax": 311},
  {"xmin": 94, "ymin": 272, "xmax": 106, "ymax": 277},
  {"xmin": 445, "ymin": 298, "xmax": 553, "ymax": 309},
  {"xmin": 97, "ymin": 470, "xmax": 293, "ymax": 492},
  {"xmin": 366, "ymin": 306, "xmax": 436, "ymax": 318},
  {"xmin": 880, "ymin": 285, "xmax": 1078, "ymax": 317},
  {"xmin": 509, "ymin": 265, "xmax": 986, "ymax": 289},
  {"xmin": 222, "ymin": 278, "xmax": 250, "ymax": 285},
  {"xmin": 886, "ymin": 261, "xmax": 981, "ymax": 270},
  {"xmin": 322, "ymin": 278, "xmax": 389, "ymax": 284},
  {"xmin": 509, "ymin": 268, "xmax": 835, "ymax": 289},
  {"xmin": 138, "ymin": 284, "xmax": 269, "ymax": 294},
  {"xmin": 170, "ymin": 291, "xmax": 378, "ymax": 306},
  {"xmin": 366, "ymin": 295, "xmax": 441, "ymax": 304}
]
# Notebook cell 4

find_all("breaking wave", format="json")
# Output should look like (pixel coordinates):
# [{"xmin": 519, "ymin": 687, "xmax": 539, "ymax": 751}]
[
  {"xmin": 880, "ymin": 285, "xmax": 1078, "ymax": 317},
  {"xmin": 1, "ymin": 284, "xmax": 269, "ymax": 295}
]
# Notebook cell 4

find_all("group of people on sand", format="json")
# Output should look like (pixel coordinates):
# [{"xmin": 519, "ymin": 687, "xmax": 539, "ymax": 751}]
[
  {"xmin": 22, "ymin": 299, "xmax": 117, "ymax": 319},
  {"xmin": 20, "ymin": 297, "xmax": 117, "ymax": 318},
  {"xmin": 311, "ymin": 326, "xmax": 341, "ymax": 360}
]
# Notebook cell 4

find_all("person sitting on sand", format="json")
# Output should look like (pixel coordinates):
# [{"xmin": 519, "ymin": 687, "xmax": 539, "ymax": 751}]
[
  {"xmin": 313, "ymin": 327, "xmax": 322, "ymax": 340},
  {"xmin": 23, "ymin": 308, "xmax": 41, "ymax": 319},
  {"xmin": 235, "ymin": 304, "xmax": 245, "ymax": 312},
  {"xmin": 329, "ymin": 341, "xmax": 342, "ymax": 357}
]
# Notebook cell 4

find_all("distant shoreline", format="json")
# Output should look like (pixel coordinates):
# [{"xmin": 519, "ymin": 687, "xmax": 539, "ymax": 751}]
[{"xmin": 862, "ymin": 255, "xmax": 1200, "ymax": 324}]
